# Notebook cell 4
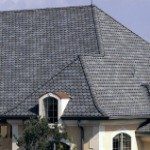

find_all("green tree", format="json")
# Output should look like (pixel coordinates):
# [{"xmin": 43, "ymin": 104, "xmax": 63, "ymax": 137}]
[{"xmin": 16, "ymin": 118, "xmax": 69, "ymax": 150}]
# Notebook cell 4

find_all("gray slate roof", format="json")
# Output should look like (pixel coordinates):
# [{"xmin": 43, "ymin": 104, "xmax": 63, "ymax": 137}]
[
  {"xmin": 0, "ymin": 5, "xmax": 150, "ymax": 119},
  {"xmin": 4, "ymin": 57, "xmax": 102, "ymax": 118},
  {"xmin": 81, "ymin": 55, "xmax": 150, "ymax": 119},
  {"xmin": 137, "ymin": 120, "xmax": 150, "ymax": 133}
]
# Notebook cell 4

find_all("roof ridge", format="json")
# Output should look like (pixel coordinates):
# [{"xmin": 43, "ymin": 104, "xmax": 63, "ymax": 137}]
[
  {"xmin": 0, "ymin": 5, "xmax": 91, "ymax": 13},
  {"xmin": 91, "ymin": 5, "xmax": 105, "ymax": 56},
  {"xmin": 78, "ymin": 55, "xmax": 108, "ymax": 117},
  {"xmin": 2, "ymin": 57, "xmax": 79, "ymax": 116},
  {"xmin": 90, "ymin": 5, "xmax": 101, "ymax": 55},
  {"xmin": 93, "ymin": 5, "xmax": 150, "ymax": 45}
]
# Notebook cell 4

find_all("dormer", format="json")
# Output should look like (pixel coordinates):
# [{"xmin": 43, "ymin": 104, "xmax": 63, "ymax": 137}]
[{"xmin": 39, "ymin": 92, "xmax": 70, "ymax": 123}]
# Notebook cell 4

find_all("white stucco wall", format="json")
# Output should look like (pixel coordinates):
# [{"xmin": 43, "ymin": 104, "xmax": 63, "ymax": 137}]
[
  {"xmin": 64, "ymin": 120, "xmax": 100, "ymax": 150},
  {"xmin": 58, "ymin": 98, "xmax": 69, "ymax": 118},
  {"xmin": 5, "ymin": 119, "xmax": 149, "ymax": 150},
  {"xmin": 7, "ymin": 120, "xmax": 23, "ymax": 150},
  {"xmin": 99, "ymin": 120, "xmax": 144, "ymax": 150}
]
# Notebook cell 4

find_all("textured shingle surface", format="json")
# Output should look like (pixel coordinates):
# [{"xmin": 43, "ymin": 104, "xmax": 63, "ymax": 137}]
[
  {"xmin": 94, "ymin": 6, "xmax": 150, "ymax": 61},
  {"xmin": 4, "ymin": 58, "xmax": 102, "ymax": 117},
  {"xmin": 81, "ymin": 55, "xmax": 150, "ymax": 118},
  {"xmin": 0, "ymin": 5, "xmax": 150, "ymax": 119},
  {"xmin": 0, "ymin": 5, "xmax": 100, "ymax": 116}
]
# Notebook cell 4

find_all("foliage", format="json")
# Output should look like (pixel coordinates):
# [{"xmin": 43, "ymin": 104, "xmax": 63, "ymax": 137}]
[{"xmin": 16, "ymin": 118, "xmax": 69, "ymax": 150}]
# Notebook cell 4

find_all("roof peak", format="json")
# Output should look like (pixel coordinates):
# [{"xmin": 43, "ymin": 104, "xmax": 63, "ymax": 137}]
[{"xmin": 0, "ymin": 4, "xmax": 94, "ymax": 13}]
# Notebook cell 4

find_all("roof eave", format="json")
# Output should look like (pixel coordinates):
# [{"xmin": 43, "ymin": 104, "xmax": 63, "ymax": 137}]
[{"xmin": 61, "ymin": 116, "xmax": 109, "ymax": 120}]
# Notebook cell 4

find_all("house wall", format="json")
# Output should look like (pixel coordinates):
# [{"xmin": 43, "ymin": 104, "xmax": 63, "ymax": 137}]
[
  {"xmin": 83, "ymin": 125, "xmax": 99, "ymax": 150},
  {"xmin": 7, "ymin": 120, "xmax": 24, "ymax": 150},
  {"xmin": 65, "ymin": 121, "xmax": 100, "ymax": 150},
  {"xmin": 66, "ymin": 126, "xmax": 81, "ymax": 149},
  {"xmin": 0, "ymin": 123, "xmax": 12, "ymax": 150},
  {"xmin": 2, "ymin": 120, "xmax": 99, "ymax": 150},
  {"xmin": 137, "ymin": 136, "xmax": 150, "ymax": 150},
  {"xmin": 143, "ymin": 142, "xmax": 150, "ymax": 150},
  {"xmin": 136, "ymin": 137, "xmax": 143, "ymax": 150},
  {"xmin": 1, "ymin": 119, "xmax": 150, "ymax": 150},
  {"xmin": 99, "ymin": 120, "xmax": 145, "ymax": 150},
  {"xmin": 17, "ymin": 120, "xmax": 150, "ymax": 150},
  {"xmin": 62, "ymin": 120, "xmax": 150, "ymax": 150}
]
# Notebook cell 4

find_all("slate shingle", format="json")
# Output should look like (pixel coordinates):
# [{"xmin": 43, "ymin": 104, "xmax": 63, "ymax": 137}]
[
  {"xmin": 4, "ymin": 58, "xmax": 102, "ymax": 117},
  {"xmin": 81, "ymin": 55, "xmax": 150, "ymax": 119},
  {"xmin": 0, "ymin": 5, "xmax": 150, "ymax": 119},
  {"xmin": 0, "ymin": 5, "xmax": 100, "ymax": 116},
  {"xmin": 94, "ymin": 6, "xmax": 150, "ymax": 60}
]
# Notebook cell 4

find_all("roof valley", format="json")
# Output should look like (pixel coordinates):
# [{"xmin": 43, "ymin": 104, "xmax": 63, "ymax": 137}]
[{"xmin": 79, "ymin": 55, "xmax": 108, "ymax": 117}]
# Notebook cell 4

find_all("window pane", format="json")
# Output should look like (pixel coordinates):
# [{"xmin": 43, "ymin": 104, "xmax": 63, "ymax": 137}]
[
  {"xmin": 113, "ymin": 134, "xmax": 121, "ymax": 150},
  {"xmin": 113, "ymin": 133, "xmax": 131, "ymax": 150},
  {"xmin": 123, "ymin": 133, "xmax": 131, "ymax": 150},
  {"xmin": 45, "ymin": 97, "xmax": 58, "ymax": 123}
]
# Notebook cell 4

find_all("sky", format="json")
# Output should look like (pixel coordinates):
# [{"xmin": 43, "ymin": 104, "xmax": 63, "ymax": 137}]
[{"xmin": 0, "ymin": 0, "xmax": 150, "ymax": 42}]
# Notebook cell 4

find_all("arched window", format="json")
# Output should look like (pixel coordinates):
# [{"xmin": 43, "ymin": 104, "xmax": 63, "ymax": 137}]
[
  {"xmin": 39, "ymin": 92, "xmax": 70, "ymax": 123},
  {"xmin": 113, "ymin": 133, "xmax": 131, "ymax": 150},
  {"xmin": 44, "ymin": 97, "xmax": 58, "ymax": 123}
]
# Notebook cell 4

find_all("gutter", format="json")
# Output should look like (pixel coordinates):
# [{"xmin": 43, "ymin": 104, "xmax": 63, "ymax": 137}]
[
  {"xmin": 77, "ymin": 120, "xmax": 84, "ymax": 150},
  {"xmin": 0, "ymin": 115, "xmax": 36, "ymax": 120},
  {"xmin": 61, "ymin": 116, "xmax": 108, "ymax": 120}
]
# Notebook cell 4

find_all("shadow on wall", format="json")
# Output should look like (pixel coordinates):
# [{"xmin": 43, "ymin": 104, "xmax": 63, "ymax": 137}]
[
  {"xmin": 0, "ymin": 122, "xmax": 12, "ymax": 150},
  {"xmin": 136, "ymin": 135, "xmax": 150, "ymax": 150},
  {"xmin": 66, "ymin": 122, "xmax": 99, "ymax": 150}
]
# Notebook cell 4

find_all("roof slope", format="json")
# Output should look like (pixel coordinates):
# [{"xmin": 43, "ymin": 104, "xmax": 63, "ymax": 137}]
[
  {"xmin": 81, "ymin": 55, "xmax": 150, "ymax": 119},
  {"xmin": 4, "ymin": 58, "xmax": 102, "ymax": 118},
  {"xmin": 94, "ymin": 6, "xmax": 150, "ymax": 60},
  {"xmin": 0, "ymin": 5, "xmax": 100, "ymax": 116},
  {"xmin": 0, "ymin": 5, "xmax": 150, "ymax": 119}
]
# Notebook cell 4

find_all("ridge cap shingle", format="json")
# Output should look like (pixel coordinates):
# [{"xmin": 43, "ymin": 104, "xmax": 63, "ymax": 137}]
[{"xmin": 0, "ymin": 5, "xmax": 91, "ymax": 13}]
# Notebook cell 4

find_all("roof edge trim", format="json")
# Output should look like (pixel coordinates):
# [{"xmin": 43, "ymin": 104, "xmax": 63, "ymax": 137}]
[
  {"xmin": 61, "ymin": 116, "xmax": 109, "ymax": 120},
  {"xmin": 94, "ymin": 5, "xmax": 150, "ymax": 45},
  {"xmin": 0, "ymin": 4, "xmax": 91, "ymax": 13}
]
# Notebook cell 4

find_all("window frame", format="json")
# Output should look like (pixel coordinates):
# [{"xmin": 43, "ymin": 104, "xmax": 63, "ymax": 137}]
[
  {"xmin": 113, "ymin": 132, "xmax": 131, "ymax": 150},
  {"xmin": 39, "ymin": 92, "xmax": 70, "ymax": 124},
  {"xmin": 44, "ymin": 97, "xmax": 58, "ymax": 124}
]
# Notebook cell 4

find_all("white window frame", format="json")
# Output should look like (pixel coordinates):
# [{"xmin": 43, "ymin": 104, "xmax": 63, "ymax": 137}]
[
  {"xmin": 39, "ymin": 92, "xmax": 69, "ymax": 123},
  {"xmin": 111, "ymin": 130, "xmax": 137, "ymax": 150},
  {"xmin": 39, "ymin": 93, "xmax": 60, "ymax": 120},
  {"xmin": 112, "ymin": 132, "xmax": 131, "ymax": 150}
]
